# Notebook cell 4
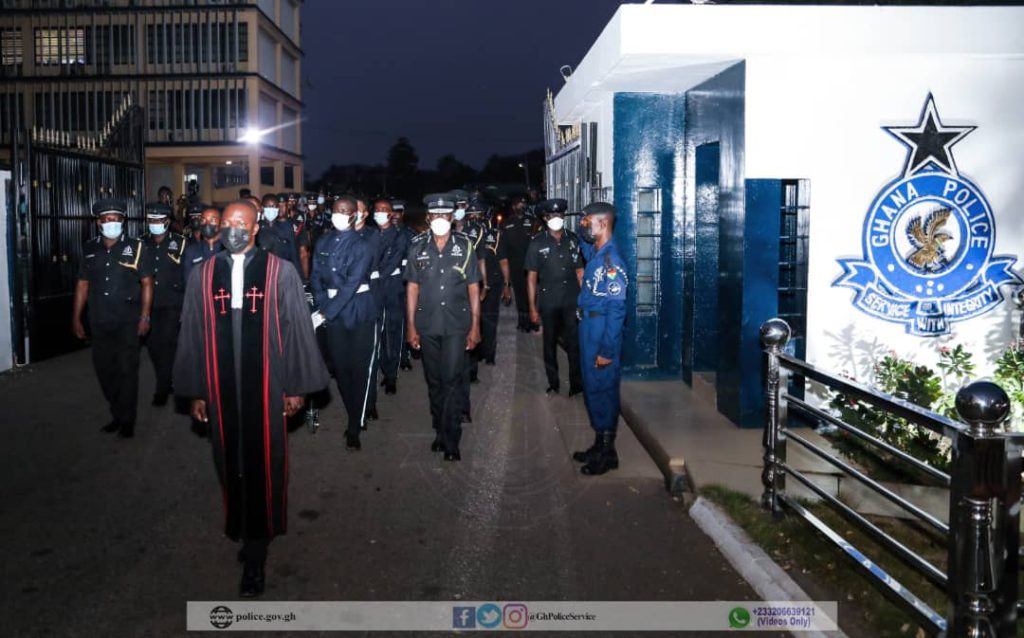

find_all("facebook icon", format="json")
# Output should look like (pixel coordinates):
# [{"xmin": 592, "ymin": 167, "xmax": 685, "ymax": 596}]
[{"xmin": 453, "ymin": 606, "xmax": 476, "ymax": 629}]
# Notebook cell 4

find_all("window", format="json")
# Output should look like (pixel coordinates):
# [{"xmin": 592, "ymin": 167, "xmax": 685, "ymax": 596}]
[
  {"xmin": 92, "ymin": 25, "xmax": 135, "ymax": 67},
  {"xmin": 281, "ymin": 106, "xmax": 297, "ymax": 151},
  {"xmin": 35, "ymin": 28, "xmax": 86, "ymax": 66},
  {"xmin": 260, "ymin": 165, "xmax": 274, "ymax": 187},
  {"xmin": 284, "ymin": 165, "xmax": 294, "ymax": 189},
  {"xmin": 214, "ymin": 163, "xmax": 249, "ymax": 189},
  {"xmin": 777, "ymin": 179, "xmax": 810, "ymax": 360},
  {"xmin": 1, "ymin": 29, "xmax": 23, "ymax": 67},
  {"xmin": 634, "ymin": 188, "xmax": 662, "ymax": 316},
  {"xmin": 146, "ymin": 86, "xmax": 246, "ymax": 139},
  {"xmin": 145, "ymin": 22, "xmax": 247, "ymax": 66}
]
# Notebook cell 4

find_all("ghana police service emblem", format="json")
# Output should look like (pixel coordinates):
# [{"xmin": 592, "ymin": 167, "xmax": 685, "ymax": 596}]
[{"xmin": 834, "ymin": 95, "xmax": 1021, "ymax": 336}]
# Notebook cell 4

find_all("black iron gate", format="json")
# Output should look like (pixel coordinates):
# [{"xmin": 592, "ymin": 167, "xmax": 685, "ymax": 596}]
[{"xmin": 9, "ymin": 97, "xmax": 145, "ymax": 362}]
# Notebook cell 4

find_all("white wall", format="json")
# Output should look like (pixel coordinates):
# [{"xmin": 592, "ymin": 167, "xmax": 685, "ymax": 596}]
[{"xmin": 746, "ymin": 55, "xmax": 1024, "ymax": 382}]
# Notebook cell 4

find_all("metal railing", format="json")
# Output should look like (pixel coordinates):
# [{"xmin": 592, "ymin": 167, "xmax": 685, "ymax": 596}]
[{"xmin": 760, "ymin": 318, "xmax": 1022, "ymax": 637}]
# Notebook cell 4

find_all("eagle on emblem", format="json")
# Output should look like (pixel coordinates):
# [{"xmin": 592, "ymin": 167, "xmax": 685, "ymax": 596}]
[{"xmin": 906, "ymin": 207, "xmax": 953, "ymax": 272}]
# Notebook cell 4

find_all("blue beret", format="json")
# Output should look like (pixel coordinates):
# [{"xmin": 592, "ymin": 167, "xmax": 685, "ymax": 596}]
[{"xmin": 92, "ymin": 198, "xmax": 126, "ymax": 216}]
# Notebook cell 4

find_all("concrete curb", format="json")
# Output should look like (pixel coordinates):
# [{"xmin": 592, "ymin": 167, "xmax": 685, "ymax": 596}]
[{"xmin": 689, "ymin": 497, "xmax": 848, "ymax": 638}]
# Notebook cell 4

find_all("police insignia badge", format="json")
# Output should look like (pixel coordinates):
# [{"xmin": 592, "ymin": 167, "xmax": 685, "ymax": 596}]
[
  {"xmin": 608, "ymin": 281, "xmax": 622, "ymax": 296},
  {"xmin": 834, "ymin": 95, "xmax": 1021, "ymax": 336},
  {"xmin": 122, "ymin": 245, "xmax": 134, "ymax": 257},
  {"xmin": 606, "ymin": 267, "xmax": 617, "ymax": 279},
  {"xmin": 451, "ymin": 244, "xmax": 463, "ymax": 257}
]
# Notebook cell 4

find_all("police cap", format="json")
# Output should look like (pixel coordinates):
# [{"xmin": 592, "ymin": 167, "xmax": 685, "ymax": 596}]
[
  {"xmin": 536, "ymin": 198, "xmax": 568, "ymax": 215},
  {"xmin": 423, "ymin": 193, "xmax": 455, "ymax": 213},
  {"xmin": 466, "ymin": 198, "xmax": 487, "ymax": 214},
  {"xmin": 145, "ymin": 202, "xmax": 173, "ymax": 219},
  {"xmin": 187, "ymin": 201, "xmax": 210, "ymax": 217},
  {"xmin": 582, "ymin": 201, "xmax": 616, "ymax": 217},
  {"xmin": 92, "ymin": 197, "xmax": 127, "ymax": 217},
  {"xmin": 391, "ymin": 199, "xmax": 406, "ymax": 212},
  {"xmin": 449, "ymin": 189, "xmax": 470, "ymax": 204}
]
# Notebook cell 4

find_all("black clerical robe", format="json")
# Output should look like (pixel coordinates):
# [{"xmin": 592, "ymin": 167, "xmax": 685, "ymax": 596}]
[{"xmin": 174, "ymin": 249, "xmax": 328, "ymax": 541}]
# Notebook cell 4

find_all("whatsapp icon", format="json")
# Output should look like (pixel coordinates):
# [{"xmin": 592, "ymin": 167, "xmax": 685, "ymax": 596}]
[{"xmin": 728, "ymin": 607, "xmax": 751, "ymax": 629}]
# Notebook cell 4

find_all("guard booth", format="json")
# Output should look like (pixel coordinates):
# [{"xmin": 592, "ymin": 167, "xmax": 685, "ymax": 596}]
[{"xmin": 7, "ymin": 96, "xmax": 145, "ymax": 363}]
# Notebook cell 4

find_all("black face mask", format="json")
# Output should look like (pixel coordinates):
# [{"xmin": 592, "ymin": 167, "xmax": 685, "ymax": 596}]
[
  {"xmin": 221, "ymin": 226, "xmax": 251, "ymax": 254},
  {"xmin": 189, "ymin": 217, "xmax": 202, "ymax": 230},
  {"xmin": 580, "ymin": 222, "xmax": 597, "ymax": 244},
  {"xmin": 200, "ymin": 223, "xmax": 219, "ymax": 239}
]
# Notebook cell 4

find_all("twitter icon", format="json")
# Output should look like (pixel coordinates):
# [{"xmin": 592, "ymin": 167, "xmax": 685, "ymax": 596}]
[{"xmin": 477, "ymin": 603, "xmax": 502, "ymax": 629}]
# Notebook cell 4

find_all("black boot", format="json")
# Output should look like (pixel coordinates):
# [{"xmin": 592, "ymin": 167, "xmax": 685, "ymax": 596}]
[
  {"xmin": 581, "ymin": 433, "xmax": 619, "ymax": 476},
  {"xmin": 117, "ymin": 422, "xmax": 135, "ymax": 438},
  {"xmin": 100, "ymin": 421, "xmax": 120, "ymax": 433},
  {"xmin": 239, "ymin": 561, "xmax": 265, "ymax": 598},
  {"xmin": 430, "ymin": 434, "xmax": 443, "ymax": 452},
  {"xmin": 345, "ymin": 431, "xmax": 361, "ymax": 451},
  {"xmin": 383, "ymin": 379, "xmax": 397, "ymax": 395},
  {"xmin": 572, "ymin": 433, "xmax": 601, "ymax": 463}
]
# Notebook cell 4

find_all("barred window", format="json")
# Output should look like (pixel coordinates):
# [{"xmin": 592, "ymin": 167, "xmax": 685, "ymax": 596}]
[
  {"xmin": 1, "ymin": 29, "xmax": 23, "ymax": 66},
  {"xmin": 34, "ymin": 28, "xmax": 86, "ymax": 65}
]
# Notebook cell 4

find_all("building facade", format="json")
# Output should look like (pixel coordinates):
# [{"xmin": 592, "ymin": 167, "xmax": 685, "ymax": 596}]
[
  {"xmin": 0, "ymin": 0, "xmax": 303, "ymax": 204},
  {"xmin": 547, "ymin": 4, "xmax": 1024, "ymax": 427}
]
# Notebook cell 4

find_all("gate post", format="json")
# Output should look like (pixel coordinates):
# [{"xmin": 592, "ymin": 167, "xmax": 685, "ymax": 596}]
[
  {"xmin": 760, "ymin": 318, "xmax": 790, "ymax": 517},
  {"xmin": 949, "ymin": 381, "xmax": 1019, "ymax": 637}
]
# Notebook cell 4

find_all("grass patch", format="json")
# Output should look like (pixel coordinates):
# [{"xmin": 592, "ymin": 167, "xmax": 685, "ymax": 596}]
[{"xmin": 698, "ymin": 485, "xmax": 1023, "ymax": 638}]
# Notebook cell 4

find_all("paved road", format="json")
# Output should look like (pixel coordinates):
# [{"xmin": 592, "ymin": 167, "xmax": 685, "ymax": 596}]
[{"xmin": 0, "ymin": 309, "xmax": 776, "ymax": 637}]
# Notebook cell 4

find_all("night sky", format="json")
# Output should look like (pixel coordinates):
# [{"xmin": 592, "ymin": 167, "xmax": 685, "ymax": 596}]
[{"xmin": 300, "ymin": 0, "xmax": 629, "ymax": 179}]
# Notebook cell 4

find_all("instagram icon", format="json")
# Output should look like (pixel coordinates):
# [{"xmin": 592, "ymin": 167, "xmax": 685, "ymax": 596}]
[{"xmin": 503, "ymin": 604, "xmax": 528, "ymax": 629}]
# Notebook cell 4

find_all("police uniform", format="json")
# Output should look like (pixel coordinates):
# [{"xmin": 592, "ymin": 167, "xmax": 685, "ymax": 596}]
[
  {"xmin": 76, "ymin": 198, "xmax": 155, "ymax": 436},
  {"xmin": 360, "ymin": 222, "xmax": 384, "ymax": 422},
  {"xmin": 499, "ymin": 201, "xmax": 536, "ymax": 331},
  {"xmin": 478, "ymin": 210, "xmax": 504, "ymax": 365},
  {"xmin": 182, "ymin": 229, "xmax": 223, "ymax": 284},
  {"xmin": 141, "ymin": 202, "xmax": 187, "ymax": 405},
  {"xmin": 257, "ymin": 217, "xmax": 303, "ymax": 278},
  {"xmin": 404, "ymin": 195, "xmax": 482, "ymax": 460},
  {"xmin": 524, "ymin": 199, "xmax": 583, "ymax": 395},
  {"xmin": 376, "ymin": 218, "xmax": 412, "ymax": 392},
  {"xmin": 574, "ymin": 202, "xmax": 628, "ymax": 475},
  {"xmin": 454, "ymin": 201, "xmax": 487, "ymax": 415},
  {"xmin": 392, "ymin": 200, "xmax": 416, "ymax": 371},
  {"xmin": 310, "ymin": 219, "xmax": 378, "ymax": 449}
]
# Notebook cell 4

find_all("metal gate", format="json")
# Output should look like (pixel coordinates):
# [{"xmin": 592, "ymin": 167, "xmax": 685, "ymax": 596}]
[{"xmin": 9, "ymin": 96, "xmax": 144, "ymax": 363}]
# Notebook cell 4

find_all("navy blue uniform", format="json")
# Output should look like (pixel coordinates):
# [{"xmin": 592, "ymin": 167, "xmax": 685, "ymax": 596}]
[
  {"xmin": 500, "ymin": 214, "xmax": 536, "ymax": 330},
  {"xmin": 257, "ymin": 219, "xmax": 303, "ymax": 278},
  {"xmin": 377, "ymin": 224, "xmax": 411, "ymax": 384},
  {"xmin": 577, "ymin": 240, "xmax": 628, "ymax": 432},
  {"xmin": 360, "ymin": 225, "xmax": 384, "ymax": 418},
  {"xmin": 478, "ymin": 224, "xmax": 504, "ymax": 364},
  {"xmin": 525, "ymin": 229, "xmax": 583, "ymax": 393},
  {"xmin": 311, "ymin": 227, "xmax": 377, "ymax": 437},
  {"xmin": 77, "ymin": 235, "xmax": 155, "ymax": 430},
  {"xmin": 142, "ymin": 231, "xmax": 187, "ymax": 398},
  {"xmin": 182, "ymin": 238, "xmax": 223, "ymax": 284}
]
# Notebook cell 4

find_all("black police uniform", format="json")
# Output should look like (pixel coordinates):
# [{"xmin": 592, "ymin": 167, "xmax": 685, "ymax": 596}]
[
  {"xmin": 360, "ymin": 224, "xmax": 384, "ymax": 421},
  {"xmin": 182, "ymin": 237, "xmax": 223, "ymax": 284},
  {"xmin": 478, "ymin": 222, "xmax": 504, "ymax": 365},
  {"xmin": 77, "ymin": 213, "xmax": 155, "ymax": 433},
  {"xmin": 457, "ymin": 216, "xmax": 487, "ymax": 391},
  {"xmin": 257, "ymin": 218, "xmax": 303, "ymax": 278},
  {"xmin": 404, "ymin": 230, "xmax": 481, "ymax": 457},
  {"xmin": 310, "ymin": 225, "xmax": 378, "ymax": 445},
  {"xmin": 377, "ymin": 223, "xmax": 412, "ymax": 389},
  {"xmin": 500, "ymin": 212, "xmax": 535, "ymax": 331},
  {"xmin": 142, "ymin": 219, "xmax": 187, "ymax": 402},
  {"xmin": 524, "ymin": 220, "xmax": 583, "ymax": 394}
]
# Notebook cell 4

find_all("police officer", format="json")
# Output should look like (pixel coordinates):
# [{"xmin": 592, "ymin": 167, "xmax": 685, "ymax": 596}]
[
  {"xmin": 72, "ymin": 198, "xmax": 155, "ymax": 438},
  {"xmin": 525, "ymin": 199, "xmax": 583, "ymax": 396},
  {"xmin": 391, "ymin": 199, "xmax": 416, "ymax": 371},
  {"xmin": 452, "ymin": 193, "xmax": 488, "ymax": 416},
  {"xmin": 182, "ymin": 204, "xmax": 223, "ymax": 284},
  {"xmin": 404, "ymin": 194, "xmax": 482, "ymax": 461},
  {"xmin": 500, "ymin": 193, "xmax": 537, "ymax": 332},
  {"xmin": 373, "ymin": 198, "xmax": 411, "ymax": 395},
  {"xmin": 311, "ymin": 196, "xmax": 377, "ymax": 451},
  {"xmin": 472, "ymin": 201, "xmax": 503, "ymax": 366},
  {"xmin": 184, "ymin": 200, "xmax": 206, "ymax": 243},
  {"xmin": 141, "ymin": 202, "xmax": 187, "ymax": 406},
  {"xmin": 356, "ymin": 196, "xmax": 383, "ymax": 423},
  {"xmin": 258, "ymin": 193, "xmax": 305, "ymax": 279},
  {"xmin": 572, "ymin": 202, "xmax": 628, "ymax": 475}
]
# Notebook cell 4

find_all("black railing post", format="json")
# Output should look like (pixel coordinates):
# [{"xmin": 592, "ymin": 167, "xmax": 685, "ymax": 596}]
[
  {"xmin": 949, "ymin": 381, "xmax": 1020, "ymax": 637},
  {"xmin": 760, "ymin": 318, "xmax": 791, "ymax": 517}
]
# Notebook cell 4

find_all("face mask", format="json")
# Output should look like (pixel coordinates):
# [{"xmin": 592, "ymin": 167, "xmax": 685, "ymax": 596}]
[
  {"xmin": 547, "ymin": 217, "xmax": 565, "ymax": 232},
  {"xmin": 453, "ymin": 209, "xmax": 466, "ymax": 222},
  {"xmin": 263, "ymin": 207, "xmax": 279, "ymax": 222},
  {"xmin": 430, "ymin": 218, "xmax": 452, "ymax": 236},
  {"xmin": 189, "ymin": 217, "xmax": 202, "ymax": 230},
  {"xmin": 148, "ymin": 222, "xmax": 168, "ymax": 235},
  {"xmin": 100, "ymin": 221, "xmax": 123, "ymax": 240},
  {"xmin": 580, "ymin": 221, "xmax": 596, "ymax": 244},
  {"xmin": 373, "ymin": 212, "xmax": 391, "ymax": 226},
  {"xmin": 331, "ymin": 213, "xmax": 352, "ymax": 231},
  {"xmin": 317, "ymin": 196, "xmax": 325, "ymax": 205},
  {"xmin": 200, "ymin": 223, "xmax": 219, "ymax": 239},
  {"xmin": 307, "ymin": 204, "xmax": 317, "ymax": 211},
  {"xmin": 221, "ymin": 226, "xmax": 251, "ymax": 254}
]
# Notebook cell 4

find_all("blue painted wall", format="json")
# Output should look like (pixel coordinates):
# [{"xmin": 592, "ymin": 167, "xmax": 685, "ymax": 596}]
[
  {"xmin": 687, "ymin": 142, "xmax": 721, "ymax": 379},
  {"xmin": 612, "ymin": 92, "xmax": 686, "ymax": 377}
]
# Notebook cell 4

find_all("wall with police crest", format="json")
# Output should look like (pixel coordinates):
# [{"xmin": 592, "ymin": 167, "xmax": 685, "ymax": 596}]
[{"xmin": 744, "ymin": 55, "xmax": 1024, "ymax": 384}]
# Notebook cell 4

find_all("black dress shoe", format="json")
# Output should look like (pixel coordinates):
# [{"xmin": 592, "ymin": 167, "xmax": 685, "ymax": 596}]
[
  {"xmin": 484, "ymin": 359, "xmax": 496, "ymax": 366},
  {"xmin": 151, "ymin": 392, "xmax": 169, "ymax": 407},
  {"xmin": 400, "ymin": 361, "xmax": 413, "ymax": 371},
  {"xmin": 367, "ymin": 406, "xmax": 379, "ymax": 421},
  {"xmin": 117, "ymin": 424, "xmax": 135, "ymax": 438},
  {"xmin": 430, "ymin": 437, "xmax": 443, "ymax": 453},
  {"xmin": 443, "ymin": 450, "xmax": 462, "ymax": 462},
  {"xmin": 383, "ymin": 380, "xmax": 397, "ymax": 395},
  {"xmin": 239, "ymin": 563, "xmax": 265, "ymax": 598},
  {"xmin": 345, "ymin": 432, "xmax": 361, "ymax": 451},
  {"xmin": 546, "ymin": 386, "xmax": 560, "ymax": 395},
  {"xmin": 568, "ymin": 386, "xmax": 583, "ymax": 397},
  {"xmin": 100, "ymin": 421, "xmax": 120, "ymax": 433},
  {"xmin": 470, "ymin": 375, "xmax": 480, "ymax": 384}
]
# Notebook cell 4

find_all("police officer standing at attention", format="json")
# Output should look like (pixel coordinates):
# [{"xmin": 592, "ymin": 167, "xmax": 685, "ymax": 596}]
[
  {"xmin": 525, "ymin": 199, "xmax": 583, "ymax": 396},
  {"xmin": 573, "ymin": 202, "xmax": 628, "ymax": 475},
  {"xmin": 311, "ymin": 196, "xmax": 377, "ymax": 451},
  {"xmin": 141, "ymin": 202, "xmax": 187, "ymax": 406},
  {"xmin": 373, "ymin": 197, "xmax": 411, "ymax": 395},
  {"xmin": 405, "ymin": 194, "xmax": 482, "ymax": 461},
  {"xmin": 182, "ymin": 204, "xmax": 223, "ymax": 283},
  {"xmin": 258, "ymin": 193, "xmax": 305, "ymax": 279},
  {"xmin": 72, "ymin": 198, "xmax": 155, "ymax": 438},
  {"xmin": 500, "ymin": 193, "xmax": 537, "ymax": 332}
]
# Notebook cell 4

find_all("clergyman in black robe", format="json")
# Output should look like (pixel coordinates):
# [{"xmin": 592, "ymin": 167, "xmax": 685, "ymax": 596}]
[{"xmin": 173, "ymin": 201, "xmax": 329, "ymax": 597}]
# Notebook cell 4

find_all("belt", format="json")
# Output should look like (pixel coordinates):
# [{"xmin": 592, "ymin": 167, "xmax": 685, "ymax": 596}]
[{"xmin": 576, "ymin": 309, "xmax": 604, "ymax": 320}]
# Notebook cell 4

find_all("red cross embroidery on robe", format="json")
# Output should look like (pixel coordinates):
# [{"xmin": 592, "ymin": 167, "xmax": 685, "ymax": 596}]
[{"xmin": 245, "ymin": 286, "xmax": 265, "ymax": 314}]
